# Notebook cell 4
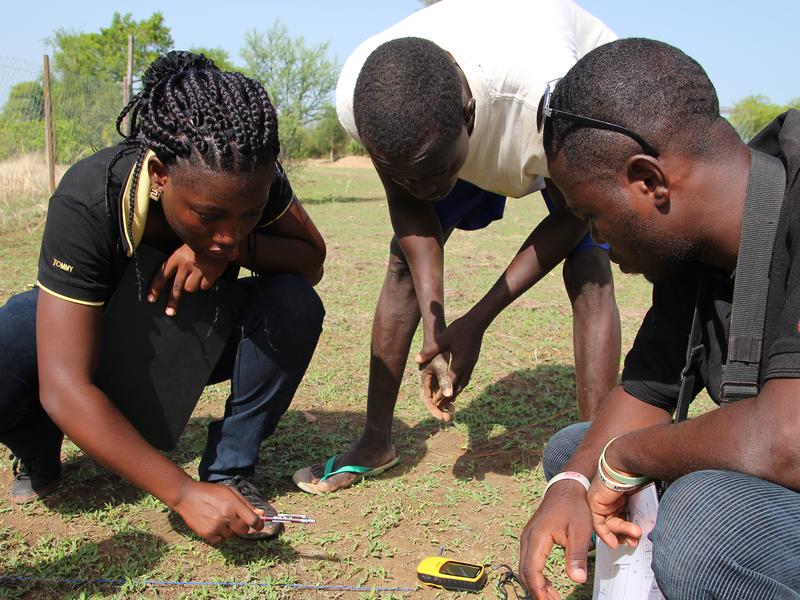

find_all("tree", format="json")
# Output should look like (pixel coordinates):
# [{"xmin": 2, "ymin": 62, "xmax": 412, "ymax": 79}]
[
  {"xmin": 49, "ymin": 12, "xmax": 173, "ymax": 83},
  {"xmin": 2, "ymin": 82, "xmax": 44, "ymax": 121},
  {"xmin": 240, "ymin": 21, "xmax": 339, "ymax": 162},
  {"xmin": 306, "ymin": 104, "xmax": 349, "ymax": 161},
  {"xmin": 729, "ymin": 95, "xmax": 800, "ymax": 141},
  {"xmin": 0, "ymin": 82, "xmax": 46, "ymax": 159},
  {"xmin": 38, "ymin": 13, "xmax": 173, "ymax": 162}
]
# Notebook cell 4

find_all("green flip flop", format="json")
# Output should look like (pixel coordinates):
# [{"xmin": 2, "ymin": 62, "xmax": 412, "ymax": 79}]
[{"xmin": 293, "ymin": 455, "xmax": 400, "ymax": 494}]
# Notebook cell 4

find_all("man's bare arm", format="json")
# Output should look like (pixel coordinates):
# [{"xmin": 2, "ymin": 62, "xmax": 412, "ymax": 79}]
[{"xmin": 608, "ymin": 378, "xmax": 800, "ymax": 490}]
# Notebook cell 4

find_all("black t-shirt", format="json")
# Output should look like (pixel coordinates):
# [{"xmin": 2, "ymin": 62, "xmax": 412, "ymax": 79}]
[
  {"xmin": 621, "ymin": 110, "xmax": 800, "ymax": 412},
  {"xmin": 37, "ymin": 145, "xmax": 294, "ymax": 306}
]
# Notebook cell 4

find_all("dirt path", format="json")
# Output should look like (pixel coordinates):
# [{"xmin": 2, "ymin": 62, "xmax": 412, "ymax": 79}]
[{"xmin": 305, "ymin": 156, "xmax": 373, "ymax": 169}]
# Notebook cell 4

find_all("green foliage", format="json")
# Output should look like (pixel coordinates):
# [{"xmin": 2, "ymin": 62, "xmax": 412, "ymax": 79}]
[
  {"xmin": 304, "ymin": 104, "xmax": 350, "ymax": 160},
  {"xmin": 729, "ymin": 95, "xmax": 800, "ymax": 141},
  {"xmin": 0, "ymin": 79, "xmax": 119, "ymax": 164},
  {"xmin": 49, "ymin": 12, "xmax": 173, "ymax": 83},
  {"xmin": 348, "ymin": 139, "xmax": 367, "ymax": 156},
  {"xmin": 0, "ymin": 117, "xmax": 44, "ymax": 160},
  {"xmin": 0, "ymin": 13, "xmax": 173, "ymax": 164},
  {"xmin": 51, "ymin": 79, "xmax": 120, "ymax": 162},
  {"xmin": 3, "ymin": 81, "xmax": 44, "ymax": 121},
  {"xmin": 188, "ymin": 46, "xmax": 238, "ymax": 72},
  {"xmin": 0, "ymin": 13, "xmax": 354, "ymax": 167},
  {"xmin": 240, "ymin": 21, "xmax": 339, "ymax": 162},
  {"xmin": 0, "ymin": 82, "xmax": 46, "ymax": 160}
]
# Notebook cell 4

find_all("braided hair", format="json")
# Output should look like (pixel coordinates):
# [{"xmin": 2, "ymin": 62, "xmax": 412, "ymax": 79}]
[{"xmin": 104, "ymin": 51, "xmax": 280, "ymax": 294}]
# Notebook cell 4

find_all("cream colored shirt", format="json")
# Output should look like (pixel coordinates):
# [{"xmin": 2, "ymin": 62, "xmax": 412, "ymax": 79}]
[{"xmin": 336, "ymin": 0, "xmax": 616, "ymax": 198}]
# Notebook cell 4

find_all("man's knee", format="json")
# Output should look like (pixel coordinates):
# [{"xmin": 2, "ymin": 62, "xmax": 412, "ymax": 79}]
[
  {"xmin": 387, "ymin": 237, "xmax": 414, "ymax": 284},
  {"xmin": 562, "ymin": 247, "xmax": 613, "ymax": 305},
  {"xmin": 542, "ymin": 422, "xmax": 590, "ymax": 480},
  {"xmin": 650, "ymin": 470, "xmax": 766, "ymax": 597}
]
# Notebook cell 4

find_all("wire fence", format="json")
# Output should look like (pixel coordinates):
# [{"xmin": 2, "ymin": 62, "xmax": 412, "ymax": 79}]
[{"xmin": 0, "ymin": 56, "xmax": 126, "ymax": 231}]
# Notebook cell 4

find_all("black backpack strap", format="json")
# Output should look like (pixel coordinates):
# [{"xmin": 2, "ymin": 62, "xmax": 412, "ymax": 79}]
[
  {"xmin": 674, "ymin": 270, "xmax": 705, "ymax": 423},
  {"xmin": 720, "ymin": 149, "xmax": 787, "ymax": 403}
]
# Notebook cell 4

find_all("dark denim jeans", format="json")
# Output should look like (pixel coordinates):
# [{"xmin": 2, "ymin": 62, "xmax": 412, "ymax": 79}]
[
  {"xmin": 0, "ymin": 274, "xmax": 324, "ymax": 482},
  {"xmin": 543, "ymin": 423, "xmax": 800, "ymax": 599}
]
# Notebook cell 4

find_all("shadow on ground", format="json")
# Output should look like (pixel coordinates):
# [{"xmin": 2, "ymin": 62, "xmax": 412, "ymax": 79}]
[
  {"xmin": 2, "ymin": 365, "xmax": 584, "ymax": 597},
  {"xmin": 451, "ymin": 364, "xmax": 579, "ymax": 481}
]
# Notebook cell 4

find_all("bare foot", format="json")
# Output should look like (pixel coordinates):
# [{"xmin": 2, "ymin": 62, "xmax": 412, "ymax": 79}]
[{"xmin": 298, "ymin": 444, "xmax": 397, "ymax": 493}]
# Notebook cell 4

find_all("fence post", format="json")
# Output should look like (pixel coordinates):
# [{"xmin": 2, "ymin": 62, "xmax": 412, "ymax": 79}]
[
  {"xmin": 122, "ymin": 74, "xmax": 129, "ymax": 107},
  {"xmin": 122, "ymin": 34, "xmax": 134, "ymax": 135},
  {"xmin": 42, "ymin": 54, "xmax": 56, "ymax": 195}
]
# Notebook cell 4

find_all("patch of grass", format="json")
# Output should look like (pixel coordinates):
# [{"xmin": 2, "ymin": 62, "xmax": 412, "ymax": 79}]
[
  {"xmin": 0, "ymin": 157, "xmax": 666, "ymax": 599},
  {"xmin": 0, "ymin": 153, "xmax": 67, "ymax": 234}
]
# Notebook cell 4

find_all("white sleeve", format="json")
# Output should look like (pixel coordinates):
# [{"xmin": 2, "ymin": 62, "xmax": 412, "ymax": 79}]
[
  {"xmin": 571, "ymin": 2, "xmax": 618, "ymax": 59},
  {"xmin": 335, "ymin": 45, "xmax": 370, "ymax": 144}
]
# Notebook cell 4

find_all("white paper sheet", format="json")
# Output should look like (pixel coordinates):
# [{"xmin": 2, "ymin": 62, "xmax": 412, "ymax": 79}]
[{"xmin": 592, "ymin": 483, "xmax": 665, "ymax": 600}]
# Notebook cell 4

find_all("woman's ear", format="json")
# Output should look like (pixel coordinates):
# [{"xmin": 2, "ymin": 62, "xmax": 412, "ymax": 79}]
[{"xmin": 147, "ymin": 155, "xmax": 170, "ymax": 191}]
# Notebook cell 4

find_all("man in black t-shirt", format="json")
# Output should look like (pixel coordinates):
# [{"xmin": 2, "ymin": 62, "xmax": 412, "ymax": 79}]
[{"xmin": 518, "ymin": 39, "xmax": 800, "ymax": 599}]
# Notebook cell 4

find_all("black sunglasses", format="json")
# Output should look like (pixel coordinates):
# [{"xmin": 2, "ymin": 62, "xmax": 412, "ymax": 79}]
[{"xmin": 536, "ymin": 78, "xmax": 660, "ymax": 158}]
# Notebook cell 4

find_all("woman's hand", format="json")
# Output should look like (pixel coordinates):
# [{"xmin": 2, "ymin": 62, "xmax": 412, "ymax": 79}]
[{"xmin": 147, "ymin": 244, "xmax": 233, "ymax": 315}]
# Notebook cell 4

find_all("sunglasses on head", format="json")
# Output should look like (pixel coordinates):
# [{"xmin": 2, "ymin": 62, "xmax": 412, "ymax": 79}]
[{"xmin": 536, "ymin": 78, "xmax": 660, "ymax": 158}]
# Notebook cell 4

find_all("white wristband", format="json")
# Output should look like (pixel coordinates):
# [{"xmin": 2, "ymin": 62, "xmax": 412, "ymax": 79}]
[{"xmin": 544, "ymin": 471, "xmax": 591, "ymax": 495}]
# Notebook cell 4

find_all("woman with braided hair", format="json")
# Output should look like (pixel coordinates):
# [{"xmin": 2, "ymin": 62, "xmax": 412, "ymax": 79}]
[{"xmin": 0, "ymin": 51, "xmax": 326, "ymax": 543}]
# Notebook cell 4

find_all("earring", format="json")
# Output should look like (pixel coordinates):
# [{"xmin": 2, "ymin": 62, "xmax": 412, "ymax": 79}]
[{"xmin": 148, "ymin": 186, "xmax": 162, "ymax": 201}]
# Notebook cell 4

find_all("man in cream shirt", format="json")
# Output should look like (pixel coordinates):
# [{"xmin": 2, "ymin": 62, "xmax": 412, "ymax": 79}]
[{"xmin": 294, "ymin": 0, "xmax": 621, "ymax": 494}]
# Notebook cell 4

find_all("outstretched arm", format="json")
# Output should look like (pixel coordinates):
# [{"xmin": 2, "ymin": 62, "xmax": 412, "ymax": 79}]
[
  {"xmin": 36, "ymin": 292, "xmax": 263, "ymax": 544},
  {"xmin": 380, "ymin": 172, "xmax": 456, "ymax": 416},
  {"xmin": 417, "ymin": 181, "xmax": 588, "ymax": 394}
]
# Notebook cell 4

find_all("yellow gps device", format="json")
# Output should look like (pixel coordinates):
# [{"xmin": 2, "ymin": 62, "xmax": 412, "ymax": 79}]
[{"xmin": 416, "ymin": 556, "xmax": 487, "ymax": 592}]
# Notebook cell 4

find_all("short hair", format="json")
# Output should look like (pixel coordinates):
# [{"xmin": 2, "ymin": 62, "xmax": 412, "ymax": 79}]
[
  {"xmin": 545, "ymin": 38, "xmax": 724, "ymax": 182},
  {"xmin": 353, "ymin": 37, "xmax": 463, "ymax": 160}
]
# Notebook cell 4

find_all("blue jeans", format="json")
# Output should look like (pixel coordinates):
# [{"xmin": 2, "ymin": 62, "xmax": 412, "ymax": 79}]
[
  {"xmin": 543, "ymin": 423, "xmax": 800, "ymax": 599},
  {"xmin": 0, "ymin": 274, "xmax": 324, "ymax": 482}
]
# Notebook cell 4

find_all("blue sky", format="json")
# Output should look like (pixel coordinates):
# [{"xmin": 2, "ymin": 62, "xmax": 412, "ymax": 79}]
[{"xmin": 1, "ymin": 0, "xmax": 797, "ymax": 108}]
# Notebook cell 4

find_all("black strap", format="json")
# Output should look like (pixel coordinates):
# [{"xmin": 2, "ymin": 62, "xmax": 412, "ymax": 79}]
[
  {"xmin": 674, "ymin": 270, "xmax": 705, "ymax": 423},
  {"xmin": 674, "ymin": 149, "xmax": 786, "ymax": 422},
  {"xmin": 720, "ymin": 150, "xmax": 787, "ymax": 403}
]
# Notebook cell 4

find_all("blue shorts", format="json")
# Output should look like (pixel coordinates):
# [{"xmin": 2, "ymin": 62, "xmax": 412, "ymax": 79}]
[{"xmin": 434, "ymin": 179, "xmax": 609, "ymax": 255}]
